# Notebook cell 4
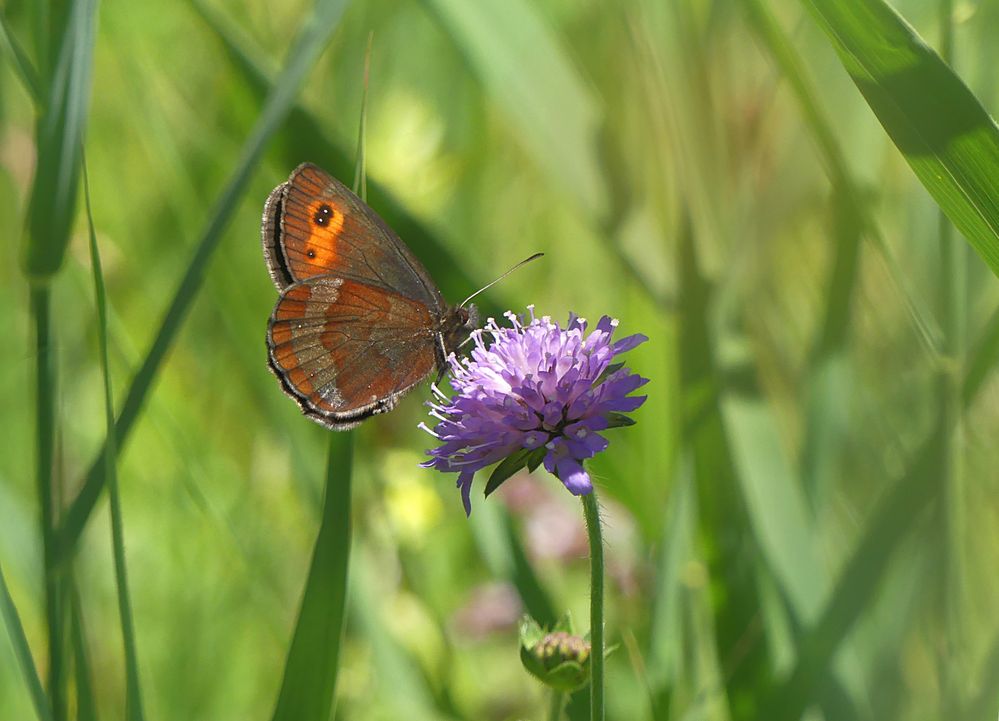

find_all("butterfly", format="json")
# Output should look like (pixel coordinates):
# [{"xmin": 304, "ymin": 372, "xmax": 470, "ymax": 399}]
[{"xmin": 262, "ymin": 163, "xmax": 477, "ymax": 430}]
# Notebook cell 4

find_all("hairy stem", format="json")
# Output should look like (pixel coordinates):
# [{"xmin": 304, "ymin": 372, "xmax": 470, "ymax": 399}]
[
  {"xmin": 547, "ymin": 689, "xmax": 564, "ymax": 721},
  {"xmin": 582, "ymin": 491, "xmax": 604, "ymax": 721}
]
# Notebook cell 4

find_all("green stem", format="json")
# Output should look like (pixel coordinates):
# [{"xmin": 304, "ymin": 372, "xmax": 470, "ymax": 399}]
[
  {"xmin": 547, "ymin": 689, "xmax": 565, "ymax": 721},
  {"xmin": 31, "ymin": 283, "xmax": 64, "ymax": 721},
  {"xmin": 582, "ymin": 491, "xmax": 604, "ymax": 721},
  {"xmin": 109, "ymin": 463, "xmax": 145, "ymax": 720}
]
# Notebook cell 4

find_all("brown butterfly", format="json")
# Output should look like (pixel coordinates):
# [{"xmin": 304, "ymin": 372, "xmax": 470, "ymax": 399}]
[{"xmin": 262, "ymin": 163, "xmax": 477, "ymax": 430}]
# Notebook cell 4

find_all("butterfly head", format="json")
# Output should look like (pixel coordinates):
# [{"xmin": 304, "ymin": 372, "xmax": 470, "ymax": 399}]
[{"xmin": 443, "ymin": 304, "xmax": 479, "ymax": 354}]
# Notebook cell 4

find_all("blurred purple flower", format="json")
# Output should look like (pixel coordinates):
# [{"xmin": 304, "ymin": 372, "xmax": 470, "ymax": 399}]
[
  {"xmin": 451, "ymin": 582, "xmax": 523, "ymax": 639},
  {"xmin": 420, "ymin": 307, "xmax": 648, "ymax": 515}
]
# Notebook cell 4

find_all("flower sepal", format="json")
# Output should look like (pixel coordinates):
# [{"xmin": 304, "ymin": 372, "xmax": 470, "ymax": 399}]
[
  {"xmin": 604, "ymin": 412, "xmax": 637, "ymax": 428},
  {"xmin": 484, "ymin": 447, "xmax": 547, "ymax": 498},
  {"xmin": 594, "ymin": 361, "xmax": 625, "ymax": 385},
  {"xmin": 519, "ymin": 614, "xmax": 591, "ymax": 692}
]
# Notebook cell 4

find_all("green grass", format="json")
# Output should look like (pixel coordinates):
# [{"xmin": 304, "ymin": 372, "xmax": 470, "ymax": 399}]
[
  {"xmin": 2, "ymin": 0, "xmax": 999, "ymax": 720},
  {"xmin": 270, "ymin": 433, "xmax": 353, "ymax": 721},
  {"xmin": 83, "ymin": 157, "xmax": 145, "ymax": 721},
  {"xmin": 0, "ymin": 562, "xmax": 51, "ymax": 721}
]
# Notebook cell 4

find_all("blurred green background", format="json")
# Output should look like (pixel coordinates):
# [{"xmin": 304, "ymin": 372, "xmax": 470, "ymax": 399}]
[{"xmin": 2, "ymin": 0, "xmax": 999, "ymax": 719}]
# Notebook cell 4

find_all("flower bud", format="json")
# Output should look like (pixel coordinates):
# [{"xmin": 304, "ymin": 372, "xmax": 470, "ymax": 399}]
[{"xmin": 519, "ymin": 616, "xmax": 590, "ymax": 692}]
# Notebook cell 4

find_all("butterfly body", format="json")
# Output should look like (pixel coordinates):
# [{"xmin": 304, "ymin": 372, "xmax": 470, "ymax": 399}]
[{"xmin": 262, "ymin": 163, "xmax": 475, "ymax": 430}]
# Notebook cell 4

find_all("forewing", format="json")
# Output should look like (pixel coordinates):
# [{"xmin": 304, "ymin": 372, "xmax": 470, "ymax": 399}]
[
  {"xmin": 261, "ymin": 163, "xmax": 444, "ymax": 315},
  {"xmin": 266, "ymin": 275, "xmax": 438, "ymax": 429}
]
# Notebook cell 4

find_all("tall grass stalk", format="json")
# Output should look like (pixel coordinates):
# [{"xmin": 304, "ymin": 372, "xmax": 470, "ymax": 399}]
[
  {"xmin": 31, "ymin": 282, "xmax": 64, "ymax": 721},
  {"xmin": 269, "ymin": 435, "xmax": 353, "ymax": 721},
  {"xmin": 57, "ymin": 0, "xmax": 350, "ymax": 561},
  {"xmin": 191, "ymin": 0, "xmax": 490, "ymax": 312},
  {"xmin": 83, "ymin": 159, "xmax": 145, "ymax": 721},
  {"xmin": 270, "ymin": 36, "xmax": 369, "ymax": 719},
  {"xmin": 0, "ymin": 562, "xmax": 53, "ymax": 721},
  {"xmin": 22, "ymin": 0, "xmax": 99, "ymax": 716},
  {"xmin": 68, "ymin": 579, "xmax": 97, "ymax": 721},
  {"xmin": 763, "ymin": 429, "xmax": 944, "ymax": 721},
  {"xmin": 0, "ymin": 11, "xmax": 43, "ymax": 103},
  {"xmin": 936, "ymin": 0, "xmax": 967, "ymax": 711},
  {"xmin": 746, "ymin": 0, "xmax": 939, "ymax": 361}
]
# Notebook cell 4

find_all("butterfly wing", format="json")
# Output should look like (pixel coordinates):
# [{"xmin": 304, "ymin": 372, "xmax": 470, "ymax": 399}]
[
  {"xmin": 262, "ymin": 163, "xmax": 444, "ymax": 312},
  {"xmin": 266, "ymin": 275, "xmax": 440, "ymax": 429}
]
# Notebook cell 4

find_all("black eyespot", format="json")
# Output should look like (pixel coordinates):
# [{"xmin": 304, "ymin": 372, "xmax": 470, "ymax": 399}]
[
  {"xmin": 307, "ymin": 249, "xmax": 316, "ymax": 259},
  {"xmin": 313, "ymin": 203, "xmax": 334, "ymax": 226}
]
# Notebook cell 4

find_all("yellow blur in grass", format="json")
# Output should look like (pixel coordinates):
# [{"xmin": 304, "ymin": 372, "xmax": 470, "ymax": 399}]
[{"xmin": 382, "ymin": 450, "xmax": 444, "ymax": 547}]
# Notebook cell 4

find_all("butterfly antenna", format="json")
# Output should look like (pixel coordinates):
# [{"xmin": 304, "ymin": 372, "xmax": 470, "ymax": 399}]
[{"xmin": 460, "ymin": 252, "xmax": 544, "ymax": 308}]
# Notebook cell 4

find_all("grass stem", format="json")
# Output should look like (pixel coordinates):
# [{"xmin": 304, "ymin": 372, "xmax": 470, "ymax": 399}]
[
  {"xmin": 936, "ymin": 0, "xmax": 966, "ymax": 712},
  {"xmin": 84, "ymin": 157, "xmax": 146, "ymax": 721},
  {"xmin": 31, "ymin": 283, "xmax": 64, "ymax": 721},
  {"xmin": 0, "ymin": 562, "xmax": 53, "ymax": 721}
]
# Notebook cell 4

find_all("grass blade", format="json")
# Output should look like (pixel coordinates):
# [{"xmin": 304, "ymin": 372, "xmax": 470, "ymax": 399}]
[
  {"xmin": 0, "ymin": 562, "xmax": 53, "ymax": 721},
  {"xmin": 189, "ymin": 0, "xmax": 498, "ymax": 312},
  {"xmin": 761, "ymin": 429, "xmax": 943, "ymax": 721},
  {"xmin": 67, "ymin": 581, "xmax": 97, "ymax": 721},
  {"xmin": 470, "ymin": 498, "xmax": 558, "ymax": 629},
  {"xmin": 23, "ymin": 0, "xmax": 99, "ymax": 714},
  {"xmin": 745, "ymin": 0, "xmax": 940, "ymax": 364},
  {"xmin": 933, "ymin": 3, "xmax": 967, "ymax": 713},
  {"xmin": 645, "ymin": 465, "xmax": 696, "ymax": 717},
  {"xmin": 349, "ymin": 547, "xmax": 439, "ymax": 721},
  {"xmin": 351, "ymin": 34, "xmax": 372, "ymax": 199},
  {"xmin": 23, "ymin": 0, "xmax": 98, "ymax": 279},
  {"xmin": 272, "ymin": 43, "xmax": 369, "ymax": 720},
  {"xmin": 961, "ymin": 631, "xmax": 999, "ymax": 721},
  {"xmin": 0, "ymin": 11, "xmax": 43, "ymax": 105},
  {"xmin": 721, "ymin": 395, "xmax": 826, "ymax": 618},
  {"xmin": 351, "ymin": 33, "xmax": 372, "ymax": 199},
  {"xmin": 270, "ymin": 433, "xmax": 353, "ymax": 721},
  {"xmin": 802, "ymin": 0, "xmax": 999, "ymax": 278},
  {"xmin": 30, "ymin": 282, "xmax": 63, "ymax": 721},
  {"xmin": 962, "ymin": 305, "xmax": 999, "ymax": 407},
  {"xmin": 502, "ymin": 510, "xmax": 557, "ymax": 628},
  {"xmin": 721, "ymin": 390, "xmax": 867, "ymax": 711},
  {"xmin": 56, "ymin": 0, "xmax": 351, "ymax": 562},
  {"xmin": 675, "ymin": 222, "xmax": 771, "ymax": 717},
  {"xmin": 421, "ymin": 0, "xmax": 606, "ymax": 218},
  {"xmin": 82, "ymin": 159, "xmax": 145, "ymax": 721}
]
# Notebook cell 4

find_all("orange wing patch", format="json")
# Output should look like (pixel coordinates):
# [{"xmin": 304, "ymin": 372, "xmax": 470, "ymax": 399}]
[
  {"xmin": 301, "ymin": 198, "xmax": 345, "ymax": 268},
  {"xmin": 279, "ymin": 166, "xmax": 350, "ymax": 280}
]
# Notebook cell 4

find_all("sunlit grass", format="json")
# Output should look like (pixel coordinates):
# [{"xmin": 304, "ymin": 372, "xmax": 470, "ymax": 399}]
[{"xmin": 1, "ymin": 0, "xmax": 999, "ymax": 720}]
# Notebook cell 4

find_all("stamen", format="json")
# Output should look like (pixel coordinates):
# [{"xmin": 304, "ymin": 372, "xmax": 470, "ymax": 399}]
[{"xmin": 418, "ymin": 422, "xmax": 440, "ymax": 438}]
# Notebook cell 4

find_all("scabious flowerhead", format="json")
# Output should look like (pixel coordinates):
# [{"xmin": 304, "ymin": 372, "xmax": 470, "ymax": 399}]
[{"xmin": 420, "ymin": 307, "xmax": 648, "ymax": 515}]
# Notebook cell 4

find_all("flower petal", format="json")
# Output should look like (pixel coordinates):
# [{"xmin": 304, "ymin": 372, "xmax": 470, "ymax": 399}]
[
  {"xmin": 602, "ymin": 394, "xmax": 647, "ymax": 413},
  {"xmin": 457, "ymin": 471, "xmax": 475, "ymax": 516},
  {"xmin": 612, "ymin": 333, "xmax": 649, "ymax": 354},
  {"xmin": 556, "ymin": 458, "xmax": 592, "ymax": 496}
]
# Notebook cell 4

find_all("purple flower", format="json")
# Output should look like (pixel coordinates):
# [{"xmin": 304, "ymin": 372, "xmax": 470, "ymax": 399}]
[{"xmin": 420, "ymin": 307, "xmax": 648, "ymax": 515}]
